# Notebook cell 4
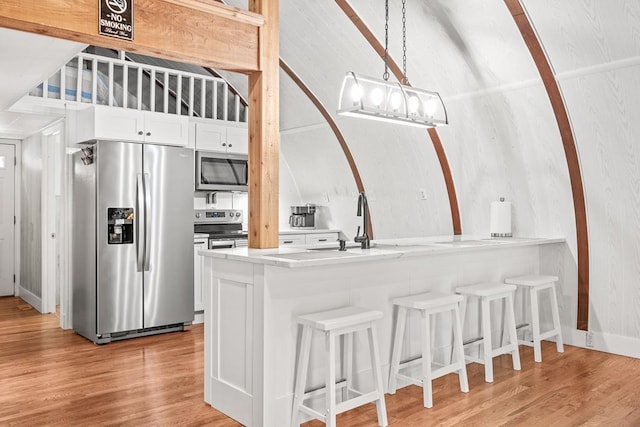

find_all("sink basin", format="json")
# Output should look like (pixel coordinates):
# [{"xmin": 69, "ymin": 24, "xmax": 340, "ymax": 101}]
[
  {"xmin": 309, "ymin": 243, "xmax": 361, "ymax": 251},
  {"xmin": 263, "ymin": 251, "xmax": 366, "ymax": 261}
]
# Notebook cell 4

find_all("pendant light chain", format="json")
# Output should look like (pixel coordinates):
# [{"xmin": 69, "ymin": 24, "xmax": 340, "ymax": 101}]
[
  {"xmin": 383, "ymin": 0, "xmax": 390, "ymax": 81},
  {"xmin": 401, "ymin": 0, "xmax": 407, "ymax": 84}
]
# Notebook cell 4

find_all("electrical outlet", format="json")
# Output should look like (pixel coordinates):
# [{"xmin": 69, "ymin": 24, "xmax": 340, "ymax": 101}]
[
  {"xmin": 419, "ymin": 188, "xmax": 428, "ymax": 200},
  {"xmin": 585, "ymin": 331, "xmax": 594, "ymax": 348}
]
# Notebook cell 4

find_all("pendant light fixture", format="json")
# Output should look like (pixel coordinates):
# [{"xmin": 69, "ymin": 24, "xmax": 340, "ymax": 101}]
[{"xmin": 338, "ymin": 0, "xmax": 447, "ymax": 128}]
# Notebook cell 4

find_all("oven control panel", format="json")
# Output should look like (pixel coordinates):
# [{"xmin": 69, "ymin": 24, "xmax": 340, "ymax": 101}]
[{"xmin": 194, "ymin": 209, "xmax": 243, "ymax": 224}]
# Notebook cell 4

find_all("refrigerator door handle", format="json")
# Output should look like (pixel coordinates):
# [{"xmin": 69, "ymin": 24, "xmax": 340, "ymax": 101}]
[
  {"xmin": 136, "ymin": 173, "xmax": 145, "ymax": 272},
  {"xmin": 143, "ymin": 173, "xmax": 152, "ymax": 271}
]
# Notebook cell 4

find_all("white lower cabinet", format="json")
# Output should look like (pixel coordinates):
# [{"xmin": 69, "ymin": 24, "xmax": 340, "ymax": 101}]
[
  {"xmin": 278, "ymin": 232, "xmax": 340, "ymax": 247},
  {"xmin": 278, "ymin": 234, "xmax": 306, "ymax": 246},
  {"xmin": 194, "ymin": 239, "xmax": 207, "ymax": 320},
  {"xmin": 305, "ymin": 232, "xmax": 339, "ymax": 245}
]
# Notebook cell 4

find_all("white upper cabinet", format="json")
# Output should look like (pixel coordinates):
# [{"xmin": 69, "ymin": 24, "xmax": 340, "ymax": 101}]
[
  {"xmin": 76, "ymin": 105, "xmax": 189, "ymax": 146},
  {"xmin": 142, "ymin": 111, "xmax": 189, "ymax": 146},
  {"xmin": 195, "ymin": 121, "xmax": 248, "ymax": 154},
  {"xmin": 226, "ymin": 126, "xmax": 249, "ymax": 154}
]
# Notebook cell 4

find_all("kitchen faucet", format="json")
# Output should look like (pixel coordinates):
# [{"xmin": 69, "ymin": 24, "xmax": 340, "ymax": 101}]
[{"xmin": 354, "ymin": 192, "xmax": 371, "ymax": 249}]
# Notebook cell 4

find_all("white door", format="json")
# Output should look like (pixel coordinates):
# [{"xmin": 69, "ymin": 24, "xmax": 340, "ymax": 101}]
[{"xmin": 0, "ymin": 144, "xmax": 15, "ymax": 296}]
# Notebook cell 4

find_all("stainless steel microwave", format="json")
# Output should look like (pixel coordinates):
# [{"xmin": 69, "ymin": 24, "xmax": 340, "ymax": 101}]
[{"xmin": 195, "ymin": 151, "xmax": 248, "ymax": 192}]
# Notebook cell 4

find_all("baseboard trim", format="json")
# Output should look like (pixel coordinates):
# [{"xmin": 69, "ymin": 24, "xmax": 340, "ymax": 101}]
[
  {"xmin": 562, "ymin": 327, "xmax": 640, "ymax": 359},
  {"xmin": 18, "ymin": 286, "xmax": 43, "ymax": 313},
  {"xmin": 193, "ymin": 312, "xmax": 204, "ymax": 325}
]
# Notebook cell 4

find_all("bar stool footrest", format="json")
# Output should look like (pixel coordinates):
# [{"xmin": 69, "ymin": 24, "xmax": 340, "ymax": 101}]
[
  {"xmin": 492, "ymin": 344, "xmax": 518, "ymax": 357},
  {"xmin": 335, "ymin": 391, "xmax": 380, "ymax": 414},
  {"xmin": 395, "ymin": 373, "xmax": 423, "ymax": 388},
  {"xmin": 299, "ymin": 405, "xmax": 325, "ymax": 422},
  {"xmin": 302, "ymin": 379, "xmax": 349, "ymax": 400},
  {"xmin": 539, "ymin": 330, "xmax": 561, "ymax": 340}
]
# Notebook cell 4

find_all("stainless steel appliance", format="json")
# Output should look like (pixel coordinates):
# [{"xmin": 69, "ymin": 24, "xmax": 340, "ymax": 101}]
[
  {"xmin": 193, "ymin": 209, "xmax": 247, "ymax": 249},
  {"xmin": 195, "ymin": 151, "xmax": 248, "ymax": 192},
  {"xmin": 289, "ymin": 204, "xmax": 316, "ymax": 229},
  {"xmin": 72, "ymin": 141, "xmax": 194, "ymax": 344}
]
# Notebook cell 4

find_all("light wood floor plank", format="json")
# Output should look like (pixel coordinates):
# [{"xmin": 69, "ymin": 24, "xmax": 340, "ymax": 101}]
[{"xmin": 1, "ymin": 296, "xmax": 639, "ymax": 426}]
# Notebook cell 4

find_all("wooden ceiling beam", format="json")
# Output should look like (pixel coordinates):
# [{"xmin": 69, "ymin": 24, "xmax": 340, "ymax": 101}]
[{"xmin": 0, "ymin": 0, "xmax": 261, "ymax": 72}]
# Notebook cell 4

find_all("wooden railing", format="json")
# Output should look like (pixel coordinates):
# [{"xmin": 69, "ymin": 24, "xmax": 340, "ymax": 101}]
[{"xmin": 29, "ymin": 52, "xmax": 247, "ymax": 122}]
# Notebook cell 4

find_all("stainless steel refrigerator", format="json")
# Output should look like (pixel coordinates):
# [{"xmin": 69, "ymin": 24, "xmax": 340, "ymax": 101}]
[{"xmin": 72, "ymin": 140, "xmax": 194, "ymax": 344}]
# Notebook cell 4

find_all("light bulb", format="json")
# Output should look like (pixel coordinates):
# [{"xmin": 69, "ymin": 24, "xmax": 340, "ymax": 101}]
[
  {"xmin": 350, "ymin": 83, "xmax": 362, "ymax": 104},
  {"xmin": 370, "ymin": 88, "xmax": 384, "ymax": 107},
  {"xmin": 408, "ymin": 96, "xmax": 420, "ymax": 114},
  {"xmin": 389, "ymin": 91, "xmax": 402, "ymax": 110},
  {"xmin": 424, "ymin": 98, "xmax": 438, "ymax": 116}
]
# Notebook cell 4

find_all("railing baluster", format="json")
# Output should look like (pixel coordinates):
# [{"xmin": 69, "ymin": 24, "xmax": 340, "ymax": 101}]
[
  {"xmin": 176, "ymin": 74, "xmax": 182, "ymax": 115},
  {"xmin": 223, "ymin": 82, "xmax": 229, "ymax": 121},
  {"xmin": 123, "ymin": 65, "xmax": 129, "ymax": 109},
  {"xmin": 200, "ymin": 78, "xmax": 206, "ymax": 118},
  {"xmin": 108, "ymin": 61, "xmax": 114, "ymax": 106},
  {"xmin": 150, "ymin": 69, "xmax": 156, "ymax": 112},
  {"xmin": 42, "ymin": 78, "xmax": 49, "ymax": 99},
  {"xmin": 164, "ymin": 72, "xmax": 169, "ymax": 114},
  {"xmin": 234, "ymin": 95, "xmax": 240, "ymax": 122},
  {"xmin": 76, "ymin": 57, "xmax": 83, "ymax": 102},
  {"xmin": 188, "ymin": 77, "xmax": 194, "ymax": 117},
  {"xmin": 92, "ymin": 59, "xmax": 98, "ymax": 104},
  {"xmin": 60, "ymin": 64, "xmax": 66, "ymax": 101},
  {"xmin": 137, "ymin": 67, "xmax": 143, "ymax": 110},
  {"xmin": 213, "ymin": 81, "xmax": 218, "ymax": 120}
]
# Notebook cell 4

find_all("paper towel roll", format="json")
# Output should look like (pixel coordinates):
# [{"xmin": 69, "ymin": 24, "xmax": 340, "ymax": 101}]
[{"xmin": 490, "ymin": 200, "xmax": 512, "ymax": 237}]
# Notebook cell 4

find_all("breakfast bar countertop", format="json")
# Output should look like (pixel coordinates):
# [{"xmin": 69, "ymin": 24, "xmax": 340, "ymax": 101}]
[{"xmin": 199, "ymin": 235, "xmax": 566, "ymax": 268}]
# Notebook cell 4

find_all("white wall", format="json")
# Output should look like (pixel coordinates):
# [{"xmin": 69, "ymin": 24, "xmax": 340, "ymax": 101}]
[{"xmin": 523, "ymin": 0, "xmax": 640, "ymax": 343}]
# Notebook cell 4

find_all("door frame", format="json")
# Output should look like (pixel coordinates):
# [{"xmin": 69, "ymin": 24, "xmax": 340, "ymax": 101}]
[
  {"xmin": 0, "ymin": 140, "xmax": 20, "ymax": 297},
  {"xmin": 41, "ymin": 121, "xmax": 66, "ymax": 321}
]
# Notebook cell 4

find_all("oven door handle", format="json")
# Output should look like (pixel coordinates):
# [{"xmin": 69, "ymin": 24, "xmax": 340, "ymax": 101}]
[{"xmin": 209, "ymin": 240, "xmax": 235, "ymax": 249}]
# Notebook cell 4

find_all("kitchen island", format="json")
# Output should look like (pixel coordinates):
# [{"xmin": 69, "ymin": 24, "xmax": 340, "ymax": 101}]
[{"xmin": 200, "ymin": 236, "xmax": 567, "ymax": 426}]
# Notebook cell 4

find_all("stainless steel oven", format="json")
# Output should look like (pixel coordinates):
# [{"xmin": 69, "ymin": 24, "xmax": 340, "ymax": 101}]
[
  {"xmin": 193, "ymin": 209, "xmax": 247, "ymax": 250},
  {"xmin": 195, "ymin": 151, "xmax": 248, "ymax": 192}
]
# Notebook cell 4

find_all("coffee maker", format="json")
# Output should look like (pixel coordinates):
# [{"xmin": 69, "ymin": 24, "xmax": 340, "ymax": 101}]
[{"xmin": 289, "ymin": 204, "xmax": 316, "ymax": 229}]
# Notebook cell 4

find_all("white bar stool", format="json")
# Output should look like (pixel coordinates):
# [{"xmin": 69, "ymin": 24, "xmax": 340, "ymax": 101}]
[
  {"xmin": 290, "ymin": 306, "xmax": 388, "ymax": 427},
  {"xmin": 456, "ymin": 283, "xmax": 521, "ymax": 383},
  {"xmin": 505, "ymin": 275, "xmax": 564, "ymax": 362},
  {"xmin": 388, "ymin": 292, "xmax": 469, "ymax": 408}
]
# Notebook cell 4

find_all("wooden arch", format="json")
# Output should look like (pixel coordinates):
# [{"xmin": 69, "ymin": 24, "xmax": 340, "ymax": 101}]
[{"xmin": 505, "ymin": 0, "xmax": 589, "ymax": 331}]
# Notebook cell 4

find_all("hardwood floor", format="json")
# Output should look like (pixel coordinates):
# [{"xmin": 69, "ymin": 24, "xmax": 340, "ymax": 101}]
[
  {"xmin": 1, "ymin": 296, "xmax": 639, "ymax": 426},
  {"xmin": 0, "ymin": 296, "xmax": 237, "ymax": 426}
]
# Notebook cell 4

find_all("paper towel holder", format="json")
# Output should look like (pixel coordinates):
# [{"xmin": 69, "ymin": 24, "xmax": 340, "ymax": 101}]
[{"xmin": 490, "ymin": 197, "xmax": 512, "ymax": 238}]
